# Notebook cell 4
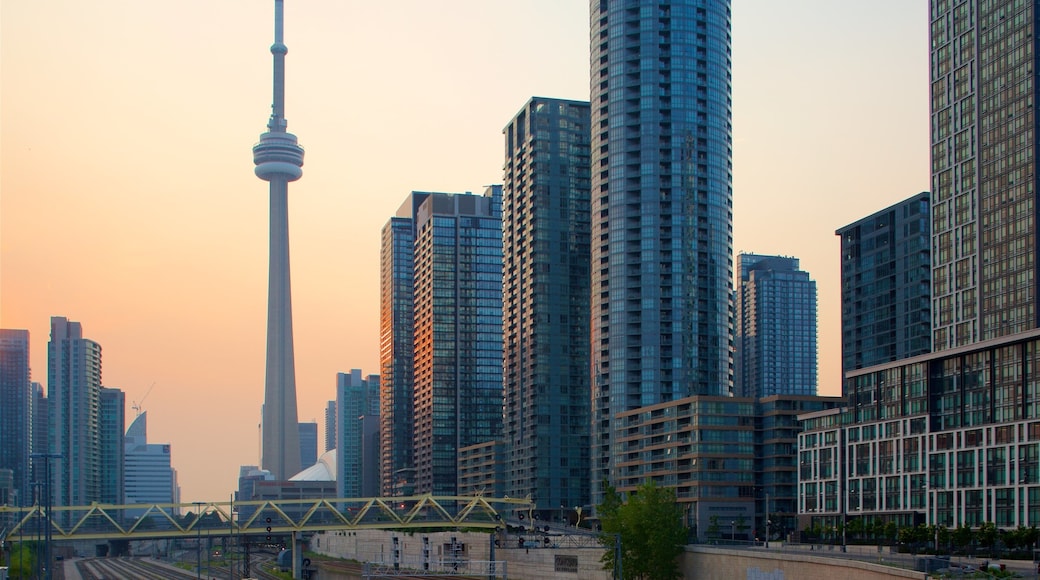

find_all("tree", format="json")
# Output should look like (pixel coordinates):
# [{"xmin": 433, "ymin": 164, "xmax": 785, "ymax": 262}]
[
  {"xmin": 846, "ymin": 517, "xmax": 864, "ymax": 542},
  {"xmin": 977, "ymin": 522, "xmax": 998, "ymax": 552},
  {"xmin": 735, "ymin": 514, "xmax": 749, "ymax": 540},
  {"xmin": 599, "ymin": 481, "xmax": 688, "ymax": 580},
  {"xmin": 952, "ymin": 523, "xmax": 974, "ymax": 553},
  {"xmin": 6, "ymin": 542, "xmax": 37, "ymax": 579},
  {"xmin": 883, "ymin": 521, "xmax": 898, "ymax": 545},
  {"xmin": 706, "ymin": 515, "xmax": 721, "ymax": 543}
]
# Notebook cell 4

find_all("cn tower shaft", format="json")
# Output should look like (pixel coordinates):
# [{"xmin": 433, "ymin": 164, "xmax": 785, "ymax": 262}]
[{"xmin": 253, "ymin": 0, "xmax": 304, "ymax": 481}]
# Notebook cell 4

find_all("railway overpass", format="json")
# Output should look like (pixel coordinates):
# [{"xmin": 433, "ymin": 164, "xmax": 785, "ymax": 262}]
[{"xmin": 0, "ymin": 494, "xmax": 533, "ymax": 543}]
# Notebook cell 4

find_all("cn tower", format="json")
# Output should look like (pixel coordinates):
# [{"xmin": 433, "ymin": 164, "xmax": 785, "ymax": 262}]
[{"xmin": 253, "ymin": 0, "xmax": 303, "ymax": 481}]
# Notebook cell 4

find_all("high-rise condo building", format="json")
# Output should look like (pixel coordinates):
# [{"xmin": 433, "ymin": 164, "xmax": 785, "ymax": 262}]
[
  {"xmin": 48, "ymin": 316, "xmax": 103, "ymax": 509},
  {"xmin": 381, "ymin": 188, "xmax": 503, "ymax": 495},
  {"xmin": 336, "ymin": 370, "xmax": 379, "ymax": 498},
  {"xmin": 0, "ymin": 329, "xmax": 31, "ymax": 505},
  {"xmin": 589, "ymin": 0, "xmax": 734, "ymax": 504},
  {"xmin": 30, "ymin": 382, "xmax": 46, "ymax": 497},
  {"xmin": 930, "ymin": 1, "xmax": 1035, "ymax": 349},
  {"xmin": 380, "ymin": 199, "xmax": 417, "ymax": 496},
  {"xmin": 835, "ymin": 193, "xmax": 931, "ymax": 375},
  {"xmin": 502, "ymin": 97, "xmax": 591, "ymax": 517},
  {"xmin": 798, "ymin": 1, "xmax": 1040, "ymax": 532},
  {"xmin": 99, "ymin": 386, "xmax": 125, "ymax": 506},
  {"xmin": 735, "ymin": 254, "xmax": 817, "ymax": 398},
  {"xmin": 253, "ymin": 0, "xmax": 304, "ymax": 481}
]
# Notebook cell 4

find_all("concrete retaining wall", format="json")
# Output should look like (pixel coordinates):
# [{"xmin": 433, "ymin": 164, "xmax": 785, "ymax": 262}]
[
  {"xmin": 310, "ymin": 531, "xmax": 931, "ymax": 580},
  {"xmin": 682, "ymin": 547, "xmax": 927, "ymax": 580}
]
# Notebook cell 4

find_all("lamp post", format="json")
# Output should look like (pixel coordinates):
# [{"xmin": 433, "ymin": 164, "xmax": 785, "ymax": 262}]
[
  {"xmin": 193, "ymin": 502, "xmax": 204, "ymax": 580},
  {"xmin": 765, "ymin": 494, "xmax": 773, "ymax": 548},
  {"xmin": 731, "ymin": 521, "xmax": 736, "ymax": 543},
  {"xmin": 229, "ymin": 494, "xmax": 235, "ymax": 580}
]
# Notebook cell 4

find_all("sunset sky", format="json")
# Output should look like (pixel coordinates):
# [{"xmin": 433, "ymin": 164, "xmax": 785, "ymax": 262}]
[{"xmin": 1, "ymin": 1, "xmax": 929, "ymax": 503}]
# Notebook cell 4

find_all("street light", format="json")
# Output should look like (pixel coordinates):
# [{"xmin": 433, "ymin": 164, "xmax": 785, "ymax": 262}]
[
  {"xmin": 731, "ymin": 521, "xmax": 736, "ymax": 543},
  {"xmin": 193, "ymin": 501, "xmax": 204, "ymax": 580}
]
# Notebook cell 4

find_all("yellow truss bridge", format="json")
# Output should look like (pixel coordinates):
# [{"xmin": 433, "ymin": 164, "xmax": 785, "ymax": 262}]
[{"xmin": 0, "ymin": 494, "xmax": 533, "ymax": 542}]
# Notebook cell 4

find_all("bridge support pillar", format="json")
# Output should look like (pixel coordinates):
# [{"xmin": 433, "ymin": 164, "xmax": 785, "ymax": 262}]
[{"xmin": 292, "ymin": 530, "xmax": 301, "ymax": 580}]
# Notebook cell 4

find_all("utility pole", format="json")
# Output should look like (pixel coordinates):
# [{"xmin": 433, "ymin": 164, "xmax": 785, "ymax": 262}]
[{"xmin": 30, "ymin": 453, "xmax": 61, "ymax": 580}]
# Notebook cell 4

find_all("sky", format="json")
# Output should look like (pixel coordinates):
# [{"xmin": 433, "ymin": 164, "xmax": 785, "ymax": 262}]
[{"xmin": 1, "ymin": 1, "xmax": 929, "ymax": 504}]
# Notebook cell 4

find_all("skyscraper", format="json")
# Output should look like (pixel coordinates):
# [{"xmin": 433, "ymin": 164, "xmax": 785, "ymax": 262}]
[
  {"xmin": 414, "ymin": 188, "xmax": 503, "ymax": 495},
  {"xmin": 124, "ymin": 411, "xmax": 174, "ymax": 516},
  {"xmin": 48, "ymin": 316, "xmax": 103, "ymax": 509},
  {"xmin": 299, "ymin": 421, "xmax": 318, "ymax": 468},
  {"xmin": 253, "ymin": 0, "xmax": 304, "ymax": 481},
  {"xmin": 835, "ymin": 193, "xmax": 931, "ymax": 375},
  {"xmin": 99, "ymin": 386, "xmax": 125, "ymax": 506},
  {"xmin": 0, "ymin": 329, "xmax": 31, "ymax": 505},
  {"xmin": 30, "ymin": 382, "xmax": 47, "ymax": 499},
  {"xmin": 735, "ymin": 254, "xmax": 817, "ymax": 398},
  {"xmin": 381, "ymin": 189, "xmax": 504, "ymax": 496},
  {"xmin": 502, "ymin": 97, "xmax": 591, "ymax": 516},
  {"xmin": 589, "ymin": 0, "xmax": 734, "ymax": 504},
  {"xmin": 798, "ymin": 2, "xmax": 1040, "ymax": 532},
  {"xmin": 380, "ymin": 199, "xmax": 417, "ymax": 496},
  {"xmin": 337, "ymin": 370, "xmax": 379, "ymax": 498},
  {"xmin": 930, "ymin": 1, "xmax": 1035, "ymax": 350},
  {"xmin": 324, "ymin": 400, "xmax": 336, "ymax": 453}
]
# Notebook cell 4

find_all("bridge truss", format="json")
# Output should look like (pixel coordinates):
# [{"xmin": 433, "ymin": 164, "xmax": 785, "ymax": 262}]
[{"xmin": 0, "ymin": 494, "xmax": 533, "ymax": 542}]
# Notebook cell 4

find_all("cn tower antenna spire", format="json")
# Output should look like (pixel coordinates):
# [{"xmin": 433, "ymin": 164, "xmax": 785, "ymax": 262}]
[
  {"xmin": 253, "ymin": 0, "xmax": 304, "ymax": 481},
  {"xmin": 268, "ymin": 0, "xmax": 288, "ymax": 132}
]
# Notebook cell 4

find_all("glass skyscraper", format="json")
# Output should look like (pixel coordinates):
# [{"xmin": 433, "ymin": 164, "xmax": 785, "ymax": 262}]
[
  {"xmin": 799, "ymin": 1, "xmax": 1040, "ymax": 533},
  {"xmin": 502, "ymin": 97, "xmax": 591, "ymax": 517},
  {"xmin": 0, "ymin": 329, "xmax": 31, "ymax": 505},
  {"xmin": 835, "ymin": 193, "xmax": 931, "ymax": 375},
  {"xmin": 381, "ymin": 188, "xmax": 503, "ymax": 496},
  {"xmin": 124, "ymin": 411, "xmax": 174, "ymax": 517},
  {"xmin": 380, "ymin": 202, "xmax": 417, "ymax": 496},
  {"xmin": 930, "ymin": 0, "xmax": 1037, "ymax": 349},
  {"xmin": 299, "ymin": 421, "xmax": 318, "ymax": 469},
  {"xmin": 99, "ymin": 386, "xmax": 125, "ymax": 506},
  {"xmin": 735, "ymin": 254, "xmax": 817, "ymax": 398},
  {"xmin": 48, "ymin": 316, "xmax": 103, "ymax": 510},
  {"xmin": 337, "ymin": 369, "xmax": 379, "ymax": 498},
  {"xmin": 589, "ymin": 0, "xmax": 734, "ymax": 503}
]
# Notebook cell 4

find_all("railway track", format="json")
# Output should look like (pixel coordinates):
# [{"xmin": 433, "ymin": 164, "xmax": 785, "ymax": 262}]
[{"xmin": 76, "ymin": 557, "xmax": 199, "ymax": 580}]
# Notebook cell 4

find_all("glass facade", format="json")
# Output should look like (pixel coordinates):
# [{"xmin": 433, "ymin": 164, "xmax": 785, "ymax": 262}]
[
  {"xmin": 124, "ymin": 411, "xmax": 175, "ymax": 517},
  {"xmin": 337, "ymin": 370, "xmax": 379, "ymax": 498},
  {"xmin": 502, "ymin": 97, "xmax": 591, "ymax": 516},
  {"xmin": 589, "ymin": 0, "xmax": 735, "ymax": 506},
  {"xmin": 98, "ymin": 386, "xmax": 124, "ymax": 506},
  {"xmin": 48, "ymin": 316, "xmax": 103, "ymax": 511},
  {"xmin": 0, "ymin": 329, "xmax": 31, "ymax": 505},
  {"xmin": 800, "ymin": 342, "xmax": 1040, "ymax": 531},
  {"xmin": 836, "ymin": 193, "xmax": 932, "ymax": 375},
  {"xmin": 384, "ymin": 189, "xmax": 503, "ymax": 496},
  {"xmin": 380, "ymin": 209, "xmax": 416, "ymax": 496},
  {"xmin": 735, "ymin": 254, "xmax": 817, "ymax": 398},
  {"xmin": 931, "ymin": 0, "xmax": 1037, "ymax": 349},
  {"xmin": 299, "ymin": 421, "xmax": 318, "ymax": 468},
  {"xmin": 615, "ymin": 394, "xmax": 841, "ymax": 541}
]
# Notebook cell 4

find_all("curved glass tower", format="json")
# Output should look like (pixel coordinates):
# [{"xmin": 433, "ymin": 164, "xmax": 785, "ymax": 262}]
[{"xmin": 589, "ymin": 0, "xmax": 734, "ymax": 504}]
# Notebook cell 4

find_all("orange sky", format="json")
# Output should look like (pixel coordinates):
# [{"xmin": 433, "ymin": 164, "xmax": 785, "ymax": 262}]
[{"xmin": 1, "ymin": 1, "xmax": 929, "ymax": 503}]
